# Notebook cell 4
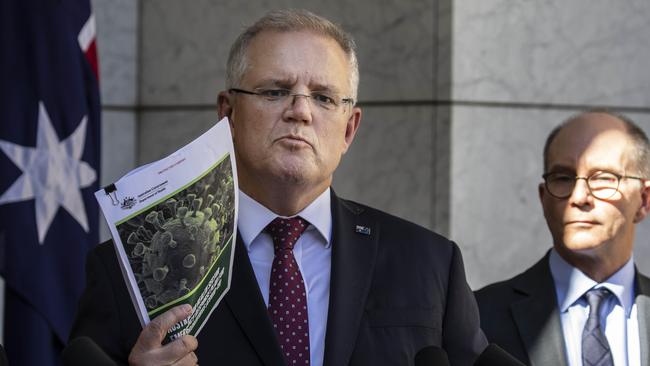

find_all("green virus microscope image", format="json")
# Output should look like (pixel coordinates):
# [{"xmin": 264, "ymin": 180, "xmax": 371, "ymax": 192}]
[{"xmin": 117, "ymin": 158, "xmax": 235, "ymax": 310}]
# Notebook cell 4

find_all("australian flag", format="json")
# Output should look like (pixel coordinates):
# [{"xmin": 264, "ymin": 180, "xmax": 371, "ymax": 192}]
[{"xmin": 0, "ymin": 0, "xmax": 100, "ymax": 365}]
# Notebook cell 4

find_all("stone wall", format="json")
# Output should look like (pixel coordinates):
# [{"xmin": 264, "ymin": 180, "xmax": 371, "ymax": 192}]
[
  {"xmin": 93, "ymin": 0, "xmax": 650, "ymax": 291},
  {"xmin": 449, "ymin": 1, "xmax": 650, "ymax": 288}
]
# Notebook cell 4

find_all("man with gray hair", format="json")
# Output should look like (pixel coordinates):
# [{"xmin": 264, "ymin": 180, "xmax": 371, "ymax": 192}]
[
  {"xmin": 476, "ymin": 111, "xmax": 650, "ymax": 366},
  {"xmin": 70, "ymin": 9, "xmax": 486, "ymax": 366}
]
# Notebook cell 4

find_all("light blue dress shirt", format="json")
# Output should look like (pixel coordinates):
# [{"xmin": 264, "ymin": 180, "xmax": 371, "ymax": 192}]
[
  {"xmin": 549, "ymin": 249, "xmax": 640, "ymax": 366},
  {"xmin": 238, "ymin": 189, "xmax": 332, "ymax": 366}
]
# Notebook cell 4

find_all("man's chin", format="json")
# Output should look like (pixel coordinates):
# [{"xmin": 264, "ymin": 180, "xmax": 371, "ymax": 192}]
[
  {"xmin": 270, "ymin": 164, "xmax": 314, "ymax": 185},
  {"xmin": 559, "ymin": 237, "xmax": 606, "ymax": 254},
  {"xmin": 271, "ymin": 155, "xmax": 326, "ymax": 181}
]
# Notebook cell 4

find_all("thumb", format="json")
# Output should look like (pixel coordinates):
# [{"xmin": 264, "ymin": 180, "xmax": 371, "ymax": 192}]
[{"xmin": 138, "ymin": 304, "xmax": 193, "ymax": 349}]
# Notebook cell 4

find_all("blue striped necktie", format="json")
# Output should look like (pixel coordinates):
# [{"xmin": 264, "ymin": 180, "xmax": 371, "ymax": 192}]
[{"xmin": 581, "ymin": 288, "xmax": 614, "ymax": 366}]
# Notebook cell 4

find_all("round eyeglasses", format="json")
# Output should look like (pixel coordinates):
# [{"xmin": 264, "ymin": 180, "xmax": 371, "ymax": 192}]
[
  {"xmin": 542, "ymin": 170, "xmax": 645, "ymax": 199},
  {"xmin": 229, "ymin": 88, "xmax": 354, "ymax": 113}
]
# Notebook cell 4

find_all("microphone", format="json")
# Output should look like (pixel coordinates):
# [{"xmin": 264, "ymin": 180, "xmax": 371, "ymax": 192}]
[
  {"xmin": 62, "ymin": 337, "xmax": 117, "ymax": 366},
  {"xmin": 474, "ymin": 343, "xmax": 524, "ymax": 366},
  {"xmin": 414, "ymin": 346, "xmax": 450, "ymax": 366}
]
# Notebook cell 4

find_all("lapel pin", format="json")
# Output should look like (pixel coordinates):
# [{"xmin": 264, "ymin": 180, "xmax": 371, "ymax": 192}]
[{"xmin": 355, "ymin": 225, "xmax": 371, "ymax": 235}]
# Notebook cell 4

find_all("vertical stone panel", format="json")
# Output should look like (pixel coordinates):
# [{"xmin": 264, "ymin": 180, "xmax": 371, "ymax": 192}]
[
  {"xmin": 93, "ymin": 0, "xmax": 139, "ymax": 241},
  {"xmin": 334, "ymin": 106, "xmax": 435, "ymax": 230},
  {"xmin": 92, "ymin": 0, "xmax": 138, "ymax": 106},
  {"xmin": 449, "ymin": 1, "xmax": 650, "ymax": 288},
  {"xmin": 451, "ymin": 0, "xmax": 650, "ymax": 106},
  {"xmin": 138, "ymin": 111, "xmax": 218, "ymax": 165},
  {"xmin": 139, "ymin": 0, "xmax": 436, "ymax": 105},
  {"xmin": 451, "ymin": 105, "xmax": 650, "ymax": 289},
  {"xmin": 136, "ymin": 0, "xmax": 441, "ymax": 234}
]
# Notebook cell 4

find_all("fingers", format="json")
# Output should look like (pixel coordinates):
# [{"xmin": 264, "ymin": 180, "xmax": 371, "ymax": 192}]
[
  {"xmin": 129, "ymin": 335, "xmax": 198, "ymax": 366},
  {"xmin": 172, "ymin": 351, "xmax": 198, "ymax": 366},
  {"xmin": 140, "ymin": 304, "xmax": 193, "ymax": 349},
  {"xmin": 167, "ymin": 335, "xmax": 198, "ymax": 359},
  {"xmin": 128, "ymin": 304, "xmax": 197, "ymax": 366}
]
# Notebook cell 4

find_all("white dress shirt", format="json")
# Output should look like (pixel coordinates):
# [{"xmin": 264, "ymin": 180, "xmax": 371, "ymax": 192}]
[
  {"xmin": 549, "ymin": 249, "xmax": 640, "ymax": 366},
  {"xmin": 238, "ymin": 189, "xmax": 332, "ymax": 366}
]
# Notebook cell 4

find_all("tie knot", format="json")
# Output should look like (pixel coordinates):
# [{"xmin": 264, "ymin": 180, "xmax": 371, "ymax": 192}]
[
  {"xmin": 584, "ymin": 287, "xmax": 611, "ymax": 315},
  {"xmin": 265, "ymin": 216, "xmax": 309, "ymax": 252}
]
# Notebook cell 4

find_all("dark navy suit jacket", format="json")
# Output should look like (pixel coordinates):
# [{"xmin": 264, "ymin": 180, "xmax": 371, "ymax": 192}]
[
  {"xmin": 71, "ymin": 192, "xmax": 486, "ymax": 365},
  {"xmin": 476, "ymin": 253, "xmax": 650, "ymax": 366}
]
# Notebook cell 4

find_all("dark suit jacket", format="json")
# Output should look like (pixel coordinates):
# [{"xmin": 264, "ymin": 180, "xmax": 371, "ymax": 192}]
[
  {"xmin": 475, "ymin": 252, "xmax": 650, "ymax": 366},
  {"xmin": 70, "ymin": 192, "xmax": 486, "ymax": 365}
]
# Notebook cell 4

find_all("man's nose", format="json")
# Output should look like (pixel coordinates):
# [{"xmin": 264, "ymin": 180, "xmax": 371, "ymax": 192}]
[
  {"xmin": 285, "ymin": 94, "xmax": 313, "ymax": 122},
  {"xmin": 569, "ymin": 178, "xmax": 593, "ymax": 205}
]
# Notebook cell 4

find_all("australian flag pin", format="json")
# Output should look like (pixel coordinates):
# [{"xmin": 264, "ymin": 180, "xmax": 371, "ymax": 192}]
[{"xmin": 355, "ymin": 225, "xmax": 371, "ymax": 235}]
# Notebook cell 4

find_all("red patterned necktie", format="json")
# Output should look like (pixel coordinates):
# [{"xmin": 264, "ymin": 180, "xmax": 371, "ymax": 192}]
[{"xmin": 265, "ymin": 217, "xmax": 310, "ymax": 365}]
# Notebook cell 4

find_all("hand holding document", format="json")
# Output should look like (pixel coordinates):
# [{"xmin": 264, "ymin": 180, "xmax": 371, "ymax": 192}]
[{"xmin": 95, "ymin": 117, "xmax": 238, "ymax": 343}]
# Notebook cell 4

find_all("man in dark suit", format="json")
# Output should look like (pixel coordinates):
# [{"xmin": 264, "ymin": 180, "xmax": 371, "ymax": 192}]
[
  {"xmin": 70, "ymin": 9, "xmax": 486, "ymax": 366},
  {"xmin": 476, "ymin": 111, "xmax": 650, "ymax": 366}
]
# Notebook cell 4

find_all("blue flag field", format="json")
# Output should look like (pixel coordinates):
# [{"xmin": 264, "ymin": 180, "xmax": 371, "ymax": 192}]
[{"xmin": 0, "ymin": 0, "xmax": 101, "ymax": 364}]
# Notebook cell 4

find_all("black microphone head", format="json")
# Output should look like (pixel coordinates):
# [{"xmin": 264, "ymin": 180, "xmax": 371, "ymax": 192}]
[
  {"xmin": 414, "ymin": 346, "xmax": 450, "ymax": 366},
  {"xmin": 474, "ymin": 343, "xmax": 525, "ymax": 366},
  {"xmin": 62, "ymin": 337, "xmax": 117, "ymax": 366}
]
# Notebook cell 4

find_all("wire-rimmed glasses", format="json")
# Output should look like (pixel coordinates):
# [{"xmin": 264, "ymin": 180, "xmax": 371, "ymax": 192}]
[{"xmin": 542, "ymin": 170, "xmax": 645, "ymax": 199}]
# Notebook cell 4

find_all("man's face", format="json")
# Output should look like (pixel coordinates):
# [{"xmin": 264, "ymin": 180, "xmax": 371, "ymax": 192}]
[
  {"xmin": 219, "ymin": 30, "xmax": 361, "ymax": 199},
  {"xmin": 539, "ymin": 114, "xmax": 650, "ymax": 263}
]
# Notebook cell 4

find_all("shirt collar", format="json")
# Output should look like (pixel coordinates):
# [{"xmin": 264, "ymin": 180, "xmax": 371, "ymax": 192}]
[
  {"xmin": 549, "ymin": 248, "xmax": 635, "ymax": 315},
  {"xmin": 238, "ymin": 188, "xmax": 332, "ymax": 250}
]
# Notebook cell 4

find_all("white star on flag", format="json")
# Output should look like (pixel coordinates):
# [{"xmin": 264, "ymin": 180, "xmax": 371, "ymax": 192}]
[{"xmin": 0, "ymin": 101, "xmax": 97, "ymax": 244}]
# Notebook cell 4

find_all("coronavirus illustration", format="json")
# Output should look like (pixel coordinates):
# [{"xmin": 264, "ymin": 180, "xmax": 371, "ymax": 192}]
[{"xmin": 117, "ymin": 158, "xmax": 235, "ymax": 310}]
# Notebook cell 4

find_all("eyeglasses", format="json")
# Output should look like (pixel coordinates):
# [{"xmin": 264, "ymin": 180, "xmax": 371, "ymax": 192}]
[
  {"xmin": 542, "ymin": 170, "xmax": 645, "ymax": 199},
  {"xmin": 229, "ymin": 88, "xmax": 354, "ymax": 113}
]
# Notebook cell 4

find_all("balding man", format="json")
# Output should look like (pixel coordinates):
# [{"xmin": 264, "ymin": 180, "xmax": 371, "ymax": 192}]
[{"xmin": 476, "ymin": 111, "xmax": 650, "ymax": 366}]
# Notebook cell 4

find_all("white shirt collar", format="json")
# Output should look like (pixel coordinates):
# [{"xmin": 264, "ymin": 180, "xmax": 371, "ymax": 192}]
[
  {"xmin": 238, "ymin": 188, "xmax": 332, "ymax": 250},
  {"xmin": 549, "ymin": 248, "xmax": 635, "ymax": 316}
]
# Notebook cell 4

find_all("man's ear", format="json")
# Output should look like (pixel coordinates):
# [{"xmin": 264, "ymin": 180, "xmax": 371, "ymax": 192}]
[
  {"xmin": 217, "ymin": 91, "xmax": 236, "ymax": 135},
  {"xmin": 217, "ymin": 91, "xmax": 233, "ymax": 120},
  {"xmin": 633, "ymin": 180, "xmax": 650, "ymax": 223},
  {"xmin": 341, "ymin": 106, "xmax": 362, "ymax": 155}
]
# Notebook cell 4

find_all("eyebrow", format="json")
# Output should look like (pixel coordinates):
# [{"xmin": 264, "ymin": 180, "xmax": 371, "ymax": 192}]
[
  {"xmin": 253, "ymin": 78, "xmax": 342, "ymax": 94},
  {"xmin": 252, "ymin": 78, "xmax": 294, "ymax": 89},
  {"xmin": 546, "ymin": 164, "xmax": 623, "ymax": 175},
  {"xmin": 308, "ymin": 82, "xmax": 341, "ymax": 94}
]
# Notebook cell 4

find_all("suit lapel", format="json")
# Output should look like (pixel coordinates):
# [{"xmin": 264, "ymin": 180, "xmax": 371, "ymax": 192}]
[
  {"xmin": 636, "ymin": 271, "xmax": 650, "ymax": 366},
  {"xmin": 224, "ymin": 234, "xmax": 285, "ymax": 366},
  {"xmin": 510, "ymin": 254, "xmax": 568, "ymax": 366},
  {"xmin": 323, "ymin": 193, "xmax": 378, "ymax": 366}
]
